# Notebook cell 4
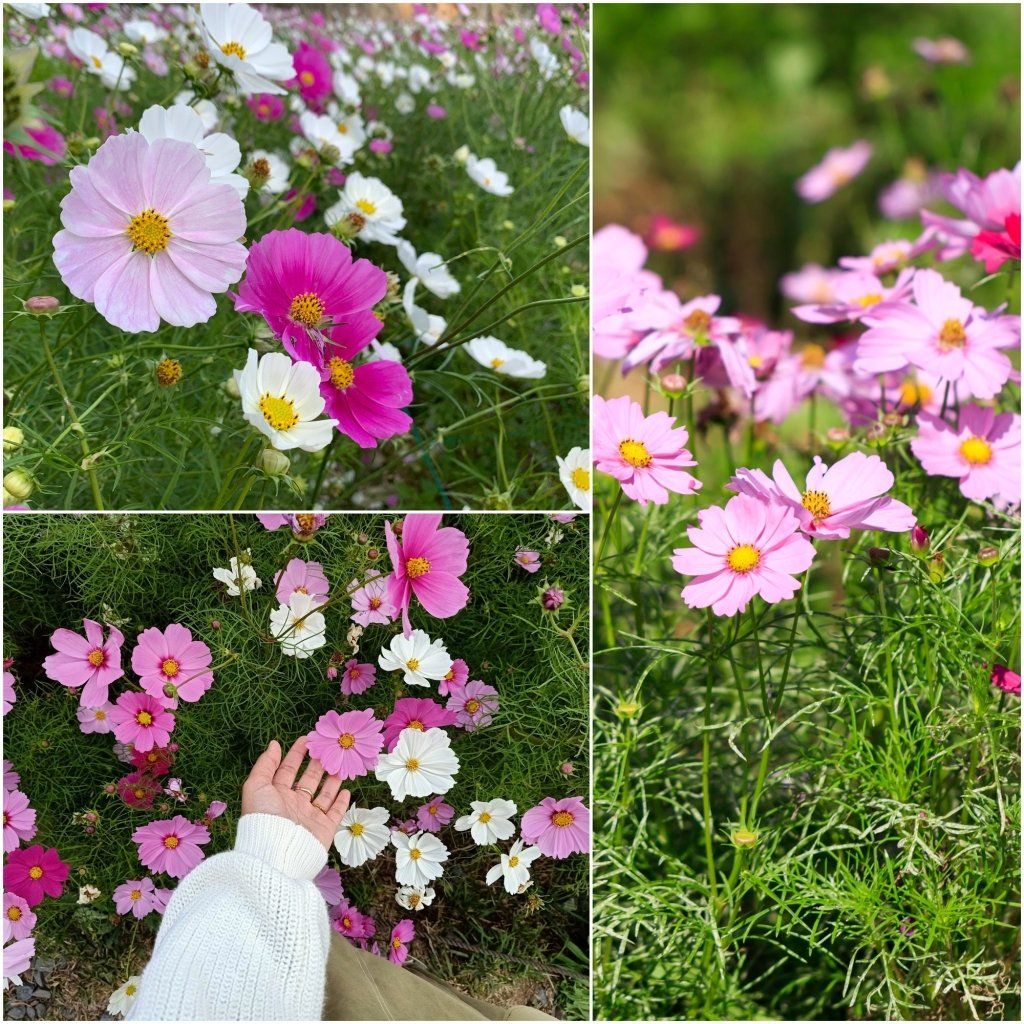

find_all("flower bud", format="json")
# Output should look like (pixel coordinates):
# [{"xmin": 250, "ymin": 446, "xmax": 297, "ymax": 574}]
[
  {"xmin": 453, "ymin": 144, "xmax": 470, "ymax": 164},
  {"xmin": 244, "ymin": 156, "xmax": 271, "ymax": 189},
  {"xmin": 978, "ymin": 545, "xmax": 1000, "ymax": 567},
  {"xmin": 23, "ymin": 295, "xmax": 60, "ymax": 316},
  {"xmin": 614, "ymin": 699, "xmax": 640, "ymax": 720},
  {"xmin": 661, "ymin": 372, "xmax": 687, "ymax": 396},
  {"xmin": 731, "ymin": 827, "xmax": 758, "ymax": 848},
  {"xmin": 3, "ymin": 469, "xmax": 33, "ymax": 502},
  {"xmin": 826, "ymin": 427, "xmax": 850, "ymax": 445},
  {"xmin": 553, "ymin": 235, "xmax": 568, "ymax": 248},
  {"xmin": 223, "ymin": 376, "xmax": 240, "ymax": 399},
  {"xmin": 257, "ymin": 448, "xmax": 290, "ymax": 476},
  {"xmin": 570, "ymin": 283, "xmax": 586, "ymax": 298},
  {"xmin": 319, "ymin": 143, "xmax": 341, "ymax": 166},
  {"xmin": 116, "ymin": 41, "xmax": 138, "ymax": 56},
  {"xmin": 3, "ymin": 426, "xmax": 25, "ymax": 452},
  {"xmin": 910, "ymin": 525, "xmax": 929, "ymax": 554},
  {"xmin": 559, "ymin": 761, "xmax": 575, "ymax": 775},
  {"xmin": 927, "ymin": 552, "xmax": 945, "ymax": 583},
  {"xmin": 194, "ymin": 50, "xmax": 210, "ymax": 70},
  {"xmin": 541, "ymin": 586, "xmax": 565, "ymax": 611}
]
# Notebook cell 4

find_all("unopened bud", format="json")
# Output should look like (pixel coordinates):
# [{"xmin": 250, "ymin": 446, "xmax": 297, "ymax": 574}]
[
  {"xmin": 826, "ymin": 427, "xmax": 850, "ymax": 445},
  {"xmin": 257, "ymin": 448, "xmax": 290, "ymax": 476},
  {"xmin": 661, "ymin": 373, "xmax": 687, "ymax": 396},
  {"xmin": 910, "ymin": 525, "xmax": 929, "ymax": 554},
  {"xmin": 978, "ymin": 545, "xmax": 1000, "ymax": 567},
  {"xmin": 319, "ymin": 143, "xmax": 340, "ymax": 165},
  {"xmin": 731, "ymin": 827, "xmax": 758, "ymax": 848},
  {"xmin": 614, "ymin": 699, "xmax": 640, "ymax": 720},
  {"xmin": 116, "ymin": 41, "xmax": 138, "ymax": 56},
  {"xmin": 194, "ymin": 50, "xmax": 210, "ymax": 69},
  {"xmin": 453, "ymin": 144, "xmax": 470, "ymax": 164},
  {"xmin": 3, "ymin": 469, "xmax": 34, "ymax": 502},
  {"xmin": 570, "ymin": 283, "xmax": 586, "ymax": 298},
  {"xmin": 3, "ymin": 427, "xmax": 25, "ymax": 452},
  {"xmin": 223, "ymin": 376, "xmax": 240, "ymax": 399},
  {"xmin": 541, "ymin": 586, "xmax": 565, "ymax": 611},
  {"xmin": 927, "ymin": 553, "xmax": 945, "ymax": 582},
  {"xmin": 24, "ymin": 295, "xmax": 60, "ymax": 315},
  {"xmin": 559, "ymin": 762, "xmax": 575, "ymax": 775}
]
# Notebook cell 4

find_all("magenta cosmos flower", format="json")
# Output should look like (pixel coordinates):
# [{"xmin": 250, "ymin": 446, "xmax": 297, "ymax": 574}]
[
  {"xmin": 340, "ymin": 659, "xmax": 377, "ymax": 696},
  {"xmin": 446, "ymin": 680, "xmax": 499, "ymax": 732},
  {"xmin": 350, "ymin": 573, "xmax": 397, "ymax": 626},
  {"xmin": 382, "ymin": 697, "xmax": 456, "ymax": 752},
  {"xmin": 331, "ymin": 899, "xmax": 373, "ymax": 940},
  {"xmin": 438, "ymin": 658, "xmax": 469, "ymax": 698},
  {"xmin": 593, "ymin": 395, "xmax": 701, "ymax": 507},
  {"xmin": 3, "ymin": 790, "xmax": 37, "ymax": 852},
  {"xmin": 43, "ymin": 619, "xmax": 124, "ymax": 707},
  {"xmin": 416, "ymin": 797, "xmax": 454, "ymax": 833},
  {"xmin": 796, "ymin": 140, "xmax": 872, "ymax": 203},
  {"xmin": 53, "ymin": 132, "xmax": 247, "ymax": 333},
  {"xmin": 911, "ymin": 406, "xmax": 1020, "ymax": 508},
  {"xmin": 672, "ymin": 494, "xmax": 816, "ymax": 616},
  {"xmin": 306, "ymin": 708, "xmax": 385, "ymax": 780},
  {"xmin": 730, "ymin": 452, "xmax": 916, "ymax": 540},
  {"xmin": 4, "ymin": 845, "xmax": 70, "ymax": 906},
  {"xmin": 386, "ymin": 514, "xmax": 470, "ymax": 634},
  {"xmin": 389, "ymin": 918, "xmax": 415, "ymax": 965},
  {"xmin": 117, "ymin": 771, "xmax": 163, "ymax": 810},
  {"xmin": 521, "ymin": 796, "xmax": 590, "ymax": 859},
  {"xmin": 275, "ymin": 558, "xmax": 329, "ymax": 606},
  {"xmin": 291, "ymin": 42, "xmax": 332, "ymax": 104},
  {"xmin": 132, "ymin": 624, "xmax": 214, "ymax": 706},
  {"xmin": 132, "ymin": 816, "xmax": 210, "ymax": 879},
  {"xmin": 3, "ymin": 670, "xmax": 14, "ymax": 717},
  {"xmin": 992, "ymin": 665, "xmax": 1021, "ymax": 696},
  {"xmin": 856, "ymin": 269, "xmax": 1019, "ymax": 399},
  {"xmin": 108, "ymin": 692, "xmax": 176, "ymax": 752},
  {"xmin": 113, "ymin": 877, "xmax": 159, "ymax": 919}
]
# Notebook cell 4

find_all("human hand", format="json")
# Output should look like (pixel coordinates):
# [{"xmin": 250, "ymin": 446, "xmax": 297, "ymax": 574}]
[{"xmin": 241, "ymin": 736, "xmax": 351, "ymax": 851}]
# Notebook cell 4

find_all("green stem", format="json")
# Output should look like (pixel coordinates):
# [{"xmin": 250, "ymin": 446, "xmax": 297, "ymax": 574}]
[{"xmin": 595, "ymin": 489, "xmax": 623, "ymax": 573}]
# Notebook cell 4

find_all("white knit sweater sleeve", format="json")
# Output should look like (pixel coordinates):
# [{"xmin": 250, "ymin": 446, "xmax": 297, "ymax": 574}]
[{"xmin": 127, "ymin": 813, "xmax": 330, "ymax": 1022}]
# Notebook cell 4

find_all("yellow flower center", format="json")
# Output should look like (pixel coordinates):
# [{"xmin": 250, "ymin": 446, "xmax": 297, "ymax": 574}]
[
  {"xmin": 408, "ymin": 893, "xmax": 421, "ymax": 906},
  {"xmin": 337, "ymin": 123, "xmax": 349, "ymax": 134},
  {"xmin": 87, "ymin": 649, "xmax": 106, "ymax": 667},
  {"xmin": 132, "ymin": 786, "xmax": 146, "ymax": 799},
  {"xmin": 28, "ymin": 866, "xmax": 43, "ymax": 880},
  {"xmin": 6, "ymin": 906, "xmax": 21, "ymax": 921},
  {"xmin": 156, "ymin": 358, "xmax": 182, "ymax": 387},
  {"xmin": 300, "ymin": 70, "xmax": 314, "ymax": 86},
  {"xmin": 571, "ymin": 467, "xmax": 591, "ymax": 491},
  {"xmin": 289, "ymin": 291, "xmax": 325, "ymax": 328},
  {"xmin": 355, "ymin": 198, "xmax": 377, "ymax": 215},
  {"xmin": 405, "ymin": 758, "xmax": 421, "ymax": 772},
  {"xmin": 551, "ymin": 810, "xmax": 574, "ymax": 828},
  {"xmin": 136, "ymin": 711, "xmax": 153, "ymax": 726},
  {"xmin": 408, "ymin": 719, "xmax": 424, "ymax": 731},
  {"xmin": 161, "ymin": 658, "xmax": 179, "ymax": 678},
  {"xmin": 295, "ymin": 514, "xmax": 316, "ymax": 533},
  {"xmin": 126, "ymin": 209, "xmax": 172, "ymax": 255},
  {"xmin": 220, "ymin": 41, "xmax": 247, "ymax": 60},
  {"xmin": 726, "ymin": 544, "xmax": 761, "ymax": 574},
  {"xmin": 800, "ymin": 344, "xmax": 826, "ymax": 369},
  {"xmin": 95, "ymin": 709, "xmax": 106, "ymax": 720},
  {"xmin": 465, "ymin": 698, "xmax": 481, "ymax": 714},
  {"xmin": 163, "ymin": 835, "xmax": 179, "ymax": 849},
  {"xmin": 409, "ymin": 847, "xmax": 422, "ymax": 860},
  {"xmin": 130, "ymin": 889, "xmax": 142, "ymax": 901},
  {"xmin": 349, "ymin": 822, "xmax": 364, "ymax": 837},
  {"xmin": 125, "ymin": 984, "xmax": 137, "ymax": 997},
  {"xmin": 258, "ymin": 394, "xmax": 299, "ymax": 431},
  {"xmin": 618, "ymin": 439, "xmax": 652, "ymax": 469},
  {"xmin": 490, "ymin": 357, "xmax": 505, "ymax": 368},
  {"xmin": 683, "ymin": 308, "xmax": 711, "ymax": 335},
  {"xmin": 427, "ymin": 804, "xmax": 437, "ymax": 814},
  {"xmin": 338, "ymin": 732, "xmax": 355, "ymax": 748},
  {"xmin": 327, "ymin": 356, "xmax": 355, "ymax": 391},
  {"xmin": 406, "ymin": 556, "xmax": 431, "ymax": 579},
  {"xmin": 90, "ymin": 55, "xmax": 103, "ymax": 69},
  {"xmin": 478, "ymin": 811, "xmax": 492, "ymax": 823},
  {"xmin": 508, "ymin": 855, "xmax": 520, "ymax": 867},
  {"xmin": 748, "ymin": 354, "xmax": 763, "ymax": 368},
  {"xmin": 801, "ymin": 489, "xmax": 832, "ymax": 521},
  {"xmin": 406, "ymin": 658, "xmax": 420, "ymax": 672},
  {"xmin": 938, "ymin": 318, "xmax": 966, "ymax": 350},
  {"xmin": 856, "ymin": 292, "xmax": 883, "ymax": 308},
  {"xmin": 899, "ymin": 380, "xmax": 933, "ymax": 407},
  {"xmin": 392, "ymin": 937, "xmax": 403, "ymax": 949},
  {"xmin": 369, "ymin": 597, "xmax": 382, "ymax": 609},
  {"xmin": 959, "ymin": 436, "xmax": 992, "ymax": 465}
]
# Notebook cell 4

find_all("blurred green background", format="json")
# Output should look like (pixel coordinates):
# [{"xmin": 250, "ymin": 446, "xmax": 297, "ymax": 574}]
[{"xmin": 594, "ymin": 2, "xmax": 1021, "ymax": 324}]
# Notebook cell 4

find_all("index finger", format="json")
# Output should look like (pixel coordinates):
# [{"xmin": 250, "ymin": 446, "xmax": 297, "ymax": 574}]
[
  {"xmin": 272, "ymin": 735, "xmax": 310, "ymax": 789},
  {"xmin": 244, "ymin": 739, "xmax": 282, "ymax": 792}
]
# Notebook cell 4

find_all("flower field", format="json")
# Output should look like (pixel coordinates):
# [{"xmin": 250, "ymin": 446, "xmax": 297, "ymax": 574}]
[
  {"xmin": 591, "ymin": 5, "xmax": 1020, "ymax": 1020},
  {"xmin": 2, "ymin": 511, "xmax": 589, "ymax": 1018},
  {"xmin": 2, "ymin": 2, "xmax": 589, "ymax": 512}
]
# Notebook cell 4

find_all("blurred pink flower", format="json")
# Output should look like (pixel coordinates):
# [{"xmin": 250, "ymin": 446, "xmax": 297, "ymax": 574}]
[
  {"xmin": 796, "ymin": 140, "xmax": 872, "ymax": 203},
  {"xmin": 645, "ymin": 214, "xmax": 700, "ymax": 252},
  {"xmin": 275, "ymin": 558, "xmax": 330, "ymax": 606},
  {"xmin": 991, "ymin": 665, "xmax": 1021, "ymax": 696},
  {"xmin": 76, "ymin": 701, "xmax": 114, "ymax": 734}
]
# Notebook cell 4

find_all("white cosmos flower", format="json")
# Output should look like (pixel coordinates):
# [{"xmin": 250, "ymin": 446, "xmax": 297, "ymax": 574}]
[
  {"xmin": 375, "ymin": 727, "xmax": 460, "ymax": 800},
  {"xmin": 530, "ymin": 38, "xmax": 559, "ymax": 79},
  {"xmin": 454, "ymin": 799, "xmax": 518, "ymax": 845},
  {"xmin": 124, "ymin": 19, "xmax": 167, "ymax": 44},
  {"xmin": 212, "ymin": 552, "xmax": 262, "ymax": 596},
  {"xmin": 403, "ymin": 280, "xmax": 447, "ymax": 348},
  {"xmin": 325, "ymin": 103, "xmax": 367, "ymax": 152},
  {"xmin": 234, "ymin": 349, "xmax": 337, "ymax": 453},
  {"xmin": 465, "ymin": 337, "xmax": 547, "ymax": 379},
  {"xmin": 465, "ymin": 155, "xmax": 514, "ymax": 197},
  {"xmin": 325, "ymin": 172, "xmax": 406, "ymax": 245},
  {"xmin": 378, "ymin": 629, "xmax": 452, "ymax": 687},
  {"xmin": 395, "ymin": 92, "xmax": 415, "ymax": 115},
  {"xmin": 106, "ymin": 976, "xmax": 141, "ymax": 1017},
  {"xmin": 270, "ymin": 591, "xmax": 327, "ymax": 659},
  {"xmin": 407, "ymin": 64, "xmax": 432, "ymax": 94},
  {"xmin": 199, "ymin": 2, "xmax": 294, "ymax": 96},
  {"xmin": 332, "ymin": 70, "xmax": 361, "ymax": 106},
  {"xmin": 485, "ymin": 839, "xmax": 542, "ymax": 895},
  {"xmin": 366, "ymin": 340, "xmax": 404, "ymax": 364},
  {"xmin": 334, "ymin": 805, "xmax": 391, "ymax": 867},
  {"xmin": 174, "ymin": 90, "xmax": 218, "ymax": 131},
  {"xmin": 247, "ymin": 149, "xmax": 290, "ymax": 194},
  {"xmin": 7, "ymin": 3, "xmax": 51, "ymax": 18},
  {"xmin": 391, "ymin": 830, "xmax": 448, "ymax": 887},
  {"xmin": 68, "ymin": 27, "xmax": 135, "ymax": 89},
  {"xmin": 556, "ymin": 446, "xmax": 592, "ymax": 511},
  {"xmin": 139, "ymin": 104, "xmax": 248, "ymax": 198},
  {"xmin": 299, "ymin": 111, "xmax": 356, "ymax": 166},
  {"xmin": 396, "ymin": 884, "xmax": 435, "ymax": 912},
  {"xmin": 396, "ymin": 241, "xmax": 460, "ymax": 299},
  {"xmin": 559, "ymin": 105, "xmax": 590, "ymax": 147}
]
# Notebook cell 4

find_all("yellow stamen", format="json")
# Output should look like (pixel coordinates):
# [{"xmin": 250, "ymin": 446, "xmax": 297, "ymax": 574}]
[
  {"xmin": 405, "ymin": 758, "xmax": 421, "ymax": 772},
  {"xmin": 87, "ymin": 649, "xmax": 106, "ymax": 667},
  {"xmin": 551, "ymin": 810, "xmax": 574, "ymax": 828},
  {"xmin": 338, "ymin": 732, "xmax": 355, "ymax": 749},
  {"xmin": 406, "ymin": 658, "xmax": 420, "ymax": 672},
  {"xmin": 406, "ymin": 556, "xmax": 431, "ymax": 579},
  {"xmin": 855, "ymin": 292, "xmax": 883, "ymax": 308},
  {"xmin": 220, "ymin": 41, "xmax": 246, "ymax": 60},
  {"xmin": 289, "ymin": 291, "xmax": 325, "ymax": 328},
  {"xmin": 407, "ymin": 719, "xmax": 424, "ymax": 731},
  {"xmin": 618, "ymin": 439, "xmax": 652, "ymax": 469},
  {"xmin": 258, "ymin": 394, "xmax": 299, "ymax": 432},
  {"xmin": 465, "ymin": 698, "xmax": 481, "ymax": 714},
  {"xmin": 490, "ymin": 357, "xmax": 505, "ymax": 368},
  {"xmin": 959, "ymin": 436, "xmax": 992, "ymax": 465},
  {"xmin": 136, "ymin": 711, "xmax": 153, "ymax": 726},
  {"xmin": 161, "ymin": 658, "xmax": 179, "ymax": 678},
  {"xmin": 327, "ymin": 356, "xmax": 354, "ymax": 391},
  {"xmin": 28, "ymin": 866, "xmax": 43, "ymax": 880},
  {"xmin": 163, "ymin": 835, "xmax": 179, "ymax": 849},
  {"xmin": 938, "ymin": 318, "xmax": 966, "ymax": 350},
  {"xmin": 683, "ymin": 309, "xmax": 711, "ymax": 334},
  {"xmin": 508, "ymin": 855, "xmax": 520, "ymax": 867},
  {"xmin": 801, "ymin": 489, "xmax": 832, "ymax": 521},
  {"xmin": 478, "ymin": 811, "xmax": 492, "ymax": 823},
  {"xmin": 800, "ymin": 344, "xmax": 826, "ymax": 369},
  {"xmin": 726, "ymin": 545, "xmax": 761, "ymax": 574},
  {"xmin": 349, "ymin": 822, "xmax": 364, "ymax": 837},
  {"xmin": 126, "ymin": 209, "xmax": 171, "ymax": 255},
  {"xmin": 409, "ymin": 847, "xmax": 422, "ymax": 860},
  {"xmin": 571, "ymin": 467, "xmax": 590, "ymax": 491},
  {"xmin": 355, "ymin": 198, "xmax": 377, "ymax": 215}
]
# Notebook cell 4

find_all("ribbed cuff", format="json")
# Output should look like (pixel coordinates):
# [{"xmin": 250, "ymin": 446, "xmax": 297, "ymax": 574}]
[{"xmin": 235, "ymin": 814, "xmax": 328, "ymax": 881}]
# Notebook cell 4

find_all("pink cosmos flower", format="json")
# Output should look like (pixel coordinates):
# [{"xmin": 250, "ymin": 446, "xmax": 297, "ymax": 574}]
[
  {"xmin": 350, "ymin": 572, "xmax": 398, "ymax": 626},
  {"xmin": 593, "ymin": 395, "xmax": 701, "ymax": 507},
  {"xmin": 306, "ymin": 709, "xmax": 385, "ymax": 780},
  {"xmin": 521, "ymin": 796, "xmax": 590, "ymax": 859},
  {"xmin": 291, "ymin": 42, "xmax": 332, "ymax": 104},
  {"xmin": 991, "ymin": 665, "xmax": 1021, "ymax": 696},
  {"xmin": 796, "ymin": 140, "xmax": 872, "ymax": 203},
  {"xmin": 247, "ymin": 93, "xmax": 285, "ymax": 121},
  {"xmin": 672, "ymin": 494, "xmax": 817, "ymax": 616},
  {"xmin": 792, "ymin": 268, "xmax": 915, "ymax": 324},
  {"xmin": 389, "ymin": 919, "xmax": 415, "ymax": 965},
  {"xmin": 591, "ymin": 224, "xmax": 662, "ymax": 360},
  {"xmin": 152, "ymin": 887, "xmax": 174, "ymax": 914},
  {"xmin": 3, "ymin": 790, "xmax": 36, "ymax": 853},
  {"xmin": 910, "ymin": 406, "xmax": 1020, "ymax": 508},
  {"xmin": 132, "ymin": 816, "xmax": 210, "ymax": 879},
  {"xmin": 113, "ymin": 877, "xmax": 158, "ymax": 918},
  {"xmin": 43, "ymin": 619, "xmax": 124, "ymax": 707},
  {"xmin": 382, "ymin": 697, "xmax": 456, "ymax": 752},
  {"xmin": 386, "ymin": 514, "xmax": 470, "ymax": 634},
  {"xmin": 204, "ymin": 800, "xmax": 228, "ymax": 823},
  {"xmin": 76, "ymin": 701, "xmax": 114, "ymax": 734},
  {"xmin": 132, "ymin": 624, "xmax": 214, "ymax": 706},
  {"xmin": 913, "ymin": 36, "xmax": 970, "ymax": 64},
  {"xmin": 446, "ymin": 680, "xmax": 499, "ymax": 732},
  {"xmin": 730, "ymin": 452, "xmax": 915, "ymax": 540},
  {"xmin": 839, "ymin": 236, "xmax": 937, "ymax": 277},
  {"xmin": 645, "ymin": 214, "xmax": 700, "ymax": 252},
  {"xmin": 972, "ymin": 213, "xmax": 1020, "ymax": 273},
  {"xmin": 4, "ymin": 845, "xmax": 70, "ymax": 906},
  {"xmin": 855, "ymin": 270, "xmax": 1019, "ymax": 400},
  {"xmin": 116, "ymin": 771, "xmax": 162, "ymax": 810},
  {"xmin": 3, "ymin": 892, "xmax": 35, "ymax": 943},
  {"xmin": 340, "ymin": 659, "xmax": 377, "ymax": 696},
  {"xmin": 3, "ymin": 936, "xmax": 34, "ymax": 985},
  {"xmin": 438, "ymin": 658, "xmax": 468, "ymax": 698},
  {"xmin": 4, "ymin": 762, "xmax": 20, "ymax": 794},
  {"xmin": 331, "ymin": 899, "xmax": 373, "ymax": 940},
  {"xmin": 514, "ymin": 548, "xmax": 541, "ymax": 573},
  {"xmin": 416, "ymin": 797, "xmax": 454, "ymax": 833},
  {"xmin": 314, "ymin": 866, "xmax": 344, "ymax": 906},
  {"xmin": 275, "ymin": 558, "xmax": 330, "ymax": 606},
  {"xmin": 780, "ymin": 263, "xmax": 842, "ymax": 305},
  {"xmin": 256, "ymin": 513, "xmax": 328, "ymax": 539},
  {"xmin": 3, "ymin": 120, "xmax": 66, "ymax": 165},
  {"xmin": 53, "ymin": 132, "xmax": 247, "ymax": 334},
  {"xmin": 2, "ymin": 671, "xmax": 14, "ymax": 717},
  {"xmin": 109, "ymin": 692, "xmax": 175, "ymax": 752}
]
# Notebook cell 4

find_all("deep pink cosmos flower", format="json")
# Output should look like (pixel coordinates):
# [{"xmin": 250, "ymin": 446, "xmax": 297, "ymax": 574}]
[
  {"xmin": 911, "ymin": 406, "xmax": 1020, "ymax": 508},
  {"xmin": 53, "ymin": 132, "xmax": 247, "ymax": 334},
  {"xmin": 275, "ymin": 558, "xmax": 330, "ymax": 606},
  {"xmin": 796, "ymin": 140, "xmax": 872, "ymax": 203},
  {"xmin": 438, "ymin": 658, "xmax": 468, "ymax": 698},
  {"xmin": 113, "ymin": 877, "xmax": 158, "ymax": 918},
  {"xmin": 350, "ymin": 572, "xmax": 397, "ymax": 626},
  {"xmin": 43, "ymin": 619, "xmax": 124, "ymax": 707},
  {"xmin": 331, "ymin": 899, "xmax": 373, "ymax": 940},
  {"xmin": 416, "ymin": 796, "xmax": 454, "ymax": 833},
  {"xmin": 514, "ymin": 548, "xmax": 541, "ymax": 573},
  {"xmin": 340, "ymin": 659, "xmax": 377, "ymax": 696},
  {"xmin": 306, "ymin": 709, "xmax": 385, "ymax": 780},
  {"xmin": 672, "ymin": 494, "xmax": 817, "ymax": 616},
  {"xmin": 3, "ymin": 120, "xmax": 66, "ymax": 165},
  {"xmin": 446, "ymin": 680, "xmax": 499, "ymax": 732},
  {"xmin": 116, "ymin": 771, "xmax": 162, "ymax": 810},
  {"xmin": 382, "ymin": 697, "xmax": 456, "ymax": 751},
  {"xmin": 109, "ymin": 692, "xmax": 175, "ymax": 752},
  {"xmin": 314, "ymin": 865, "xmax": 344, "ymax": 905},
  {"xmin": 131, "ymin": 746, "xmax": 175, "ymax": 777},
  {"xmin": 4, "ymin": 845, "xmax": 70, "ymax": 906},
  {"xmin": 76, "ymin": 701, "xmax": 114, "ymax": 734},
  {"xmin": 593, "ymin": 395, "xmax": 701, "ymax": 507},
  {"xmin": 247, "ymin": 93, "xmax": 285, "ymax": 120},
  {"xmin": 730, "ymin": 452, "xmax": 916, "ymax": 540},
  {"xmin": 385, "ymin": 514, "xmax": 470, "ymax": 634},
  {"xmin": 521, "ymin": 796, "xmax": 590, "ymax": 859},
  {"xmin": 972, "ymin": 213, "xmax": 1021, "ymax": 273},
  {"xmin": 992, "ymin": 665, "xmax": 1021, "ymax": 696},
  {"xmin": 3, "ymin": 790, "xmax": 36, "ymax": 853},
  {"xmin": 132, "ymin": 816, "xmax": 210, "ymax": 879},
  {"xmin": 3, "ymin": 892, "xmax": 35, "ymax": 943},
  {"xmin": 389, "ymin": 918, "xmax": 415, "ymax": 965},
  {"xmin": 291, "ymin": 42, "xmax": 332, "ymax": 104},
  {"xmin": 645, "ymin": 214, "xmax": 700, "ymax": 252},
  {"xmin": 132, "ymin": 624, "xmax": 214, "ymax": 706}
]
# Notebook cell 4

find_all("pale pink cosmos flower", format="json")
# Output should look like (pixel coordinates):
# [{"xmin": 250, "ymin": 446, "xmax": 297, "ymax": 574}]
[
  {"xmin": 132, "ymin": 624, "xmax": 213, "ymax": 707},
  {"xmin": 730, "ymin": 452, "xmax": 916, "ymax": 540},
  {"xmin": 314, "ymin": 866, "xmax": 344, "ymax": 906},
  {"xmin": 340, "ymin": 659, "xmax": 377, "ymax": 696},
  {"xmin": 792, "ymin": 268, "xmax": 915, "ymax": 324},
  {"xmin": 108, "ymin": 692, "xmax": 176, "ymax": 752},
  {"xmin": 514, "ymin": 548, "xmax": 541, "ymax": 573},
  {"xmin": 52, "ymin": 132, "xmax": 247, "ymax": 334},
  {"xmin": 521, "ymin": 796, "xmax": 590, "ymax": 858},
  {"xmin": 3, "ymin": 936, "xmax": 34, "ymax": 987},
  {"xmin": 76, "ymin": 701, "xmax": 115, "ymax": 734},
  {"xmin": 389, "ymin": 918, "xmax": 415, "ymax": 965},
  {"xmin": 3, "ymin": 790, "xmax": 37, "ymax": 853},
  {"xmin": 4, "ymin": 761, "xmax": 20, "ymax": 794},
  {"xmin": 3, "ymin": 892, "xmax": 35, "ymax": 943},
  {"xmin": 275, "ymin": 558, "xmax": 330, "ymax": 606},
  {"xmin": 855, "ymin": 269, "xmax": 1019, "ymax": 400},
  {"xmin": 671, "ymin": 494, "xmax": 816, "ymax": 616},
  {"xmin": 780, "ymin": 263, "xmax": 842, "ymax": 305},
  {"xmin": 446, "ymin": 680, "xmax": 499, "ymax": 732},
  {"xmin": 839, "ymin": 235, "xmax": 937, "ymax": 276},
  {"xmin": 43, "ymin": 619, "xmax": 124, "ymax": 707},
  {"xmin": 796, "ymin": 140, "xmax": 872, "ymax": 203},
  {"xmin": 113, "ymin": 877, "xmax": 158, "ymax": 918},
  {"xmin": 256, "ymin": 513, "xmax": 328, "ymax": 539},
  {"xmin": 593, "ymin": 395, "xmax": 701, "ymax": 507},
  {"xmin": 306, "ymin": 709, "xmax": 385, "ymax": 780},
  {"xmin": 132, "ymin": 816, "xmax": 210, "ymax": 879},
  {"xmin": 591, "ymin": 224, "xmax": 662, "ymax": 360},
  {"xmin": 2, "ymin": 671, "xmax": 14, "ymax": 717},
  {"xmin": 152, "ymin": 887, "xmax": 174, "ymax": 914},
  {"xmin": 913, "ymin": 37, "xmax": 970, "ymax": 64},
  {"xmin": 438, "ymin": 658, "xmax": 468, "ymax": 698},
  {"xmin": 911, "ymin": 406, "xmax": 1020, "ymax": 508},
  {"xmin": 350, "ymin": 572, "xmax": 397, "ymax": 626},
  {"xmin": 386, "ymin": 514, "xmax": 470, "ymax": 634},
  {"xmin": 416, "ymin": 797, "xmax": 454, "ymax": 833}
]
